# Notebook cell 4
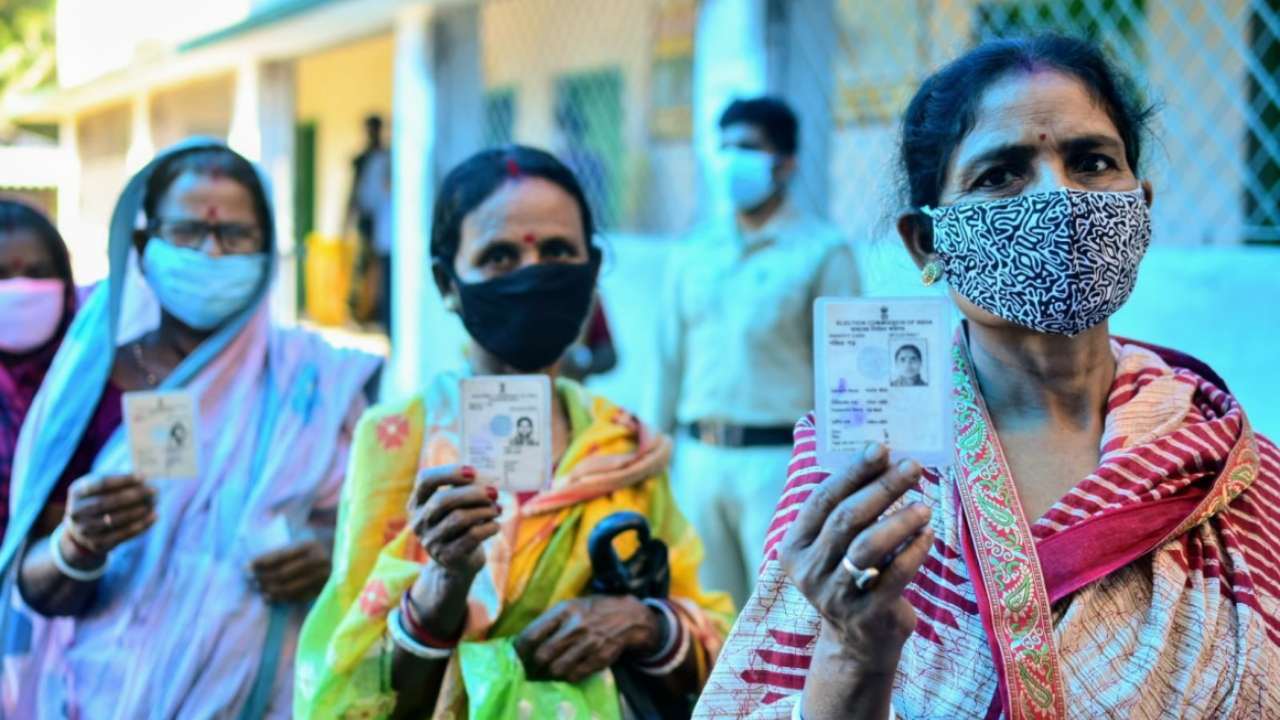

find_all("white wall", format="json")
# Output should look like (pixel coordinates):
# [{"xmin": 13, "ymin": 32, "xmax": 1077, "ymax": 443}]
[
  {"xmin": 149, "ymin": 74, "xmax": 235, "ymax": 149},
  {"xmin": 71, "ymin": 103, "xmax": 131, "ymax": 283},
  {"xmin": 56, "ymin": 0, "xmax": 252, "ymax": 87}
]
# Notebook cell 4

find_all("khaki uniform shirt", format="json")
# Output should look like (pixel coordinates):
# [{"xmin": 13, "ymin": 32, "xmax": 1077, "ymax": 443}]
[{"xmin": 656, "ymin": 202, "xmax": 860, "ymax": 431}]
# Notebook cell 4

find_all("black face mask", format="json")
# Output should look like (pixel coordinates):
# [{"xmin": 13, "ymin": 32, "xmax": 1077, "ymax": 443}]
[{"xmin": 449, "ymin": 255, "xmax": 600, "ymax": 372}]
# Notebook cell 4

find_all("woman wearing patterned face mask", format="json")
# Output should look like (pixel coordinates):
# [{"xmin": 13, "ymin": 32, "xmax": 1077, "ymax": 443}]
[
  {"xmin": 0, "ymin": 200, "xmax": 77, "ymax": 540},
  {"xmin": 0, "ymin": 141, "xmax": 381, "ymax": 718},
  {"xmin": 296, "ymin": 146, "xmax": 732, "ymax": 719},
  {"xmin": 697, "ymin": 35, "xmax": 1280, "ymax": 719}
]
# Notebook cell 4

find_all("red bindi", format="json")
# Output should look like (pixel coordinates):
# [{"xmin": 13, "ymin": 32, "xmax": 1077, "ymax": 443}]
[
  {"xmin": 1039, "ymin": 134, "xmax": 1047, "ymax": 141},
  {"xmin": 203, "ymin": 206, "xmax": 220, "ymax": 221},
  {"xmin": 521, "ymin": 233, "xmax": 537, "ymax": 246},
  {"xmin": 505, "ymin": 158, "xmax": 521, "ymax": 178}
]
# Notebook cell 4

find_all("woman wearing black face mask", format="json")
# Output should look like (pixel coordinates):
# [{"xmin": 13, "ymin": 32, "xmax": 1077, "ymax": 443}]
[{"xmin": 297, "ymin": 146, "xmax": 733, "ymax": 719}]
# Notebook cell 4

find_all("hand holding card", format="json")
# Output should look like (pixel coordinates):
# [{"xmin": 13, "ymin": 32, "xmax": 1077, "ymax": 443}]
[
  {"xmin": 460, "ymin": 376, "xmax": 552, "ymax": 493},
  {"xmin": 408, "ymin": 464, "xmax": 502, "ymax": 577},
  {"xmin": 61, "ymin": 473, "xmax": 158, "ymax": 556}
]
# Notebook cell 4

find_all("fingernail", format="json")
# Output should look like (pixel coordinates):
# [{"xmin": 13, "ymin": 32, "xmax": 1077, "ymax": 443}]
[
  {"xmin": 461, "ymin": 466, "xmax": 476, "ymax": 479},
  {"xmin": 495, "ymin": 503, "xmax": 504, "ymax": 514},
  {"xmin": 485, "ymin": 486, "xmax": 498, "ymax": 501},
  {"xmin": 864, "ymin": 443, "xmax": 885, "ymax": 461},
  {"xmin": 897, "ymin": 459, "xmax": 917, "ymax": 474}
]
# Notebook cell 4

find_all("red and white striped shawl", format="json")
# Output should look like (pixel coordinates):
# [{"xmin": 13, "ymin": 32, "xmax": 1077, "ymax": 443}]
[{"xmin": 695, "ymin": 339, "xmax": 1280, "ymax": 719}]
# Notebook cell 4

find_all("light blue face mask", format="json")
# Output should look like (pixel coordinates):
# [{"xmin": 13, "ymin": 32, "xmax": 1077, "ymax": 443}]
[{"xmin": 142, "ymin": 239, "xmax": 268, "ymax": 330}]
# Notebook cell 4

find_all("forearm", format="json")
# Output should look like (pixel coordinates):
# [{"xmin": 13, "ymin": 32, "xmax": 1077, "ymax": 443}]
[
  {"xmin": 18, "ymin": 532, "xmax": 102, "ymax": 617},
  {"xmin": 388, "ymin": 647, "xmax": 449, "ymax": 720},
  {"xmin": 389, "ymin": 565, "xmax": 475, "ymax": 717},
  {"xmin": 800, "ymin": 633, "xmax": 897, "ymax": 720}
]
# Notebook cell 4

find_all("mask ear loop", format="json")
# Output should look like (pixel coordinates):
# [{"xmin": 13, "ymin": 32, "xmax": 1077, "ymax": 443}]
[
  {"xmin": 431, "ymin": 258, "xmax": 463, "ymax": 313},
  {"xmin": 917, "ymin": 206, "xmax": 944, "ymax": 287}
]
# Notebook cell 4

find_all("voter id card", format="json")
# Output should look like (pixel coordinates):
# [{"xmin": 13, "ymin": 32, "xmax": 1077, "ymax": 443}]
[
  {"xmin": 814, "ymin": 297, "xmax": 953, "ymax": 469},
  {"xmin": 123, "ymin": 390, "xmax": 199, "ymax": 480},
  {"xmin": 460, "ymin": 375, "xmax": 552, "ymax": 492}
]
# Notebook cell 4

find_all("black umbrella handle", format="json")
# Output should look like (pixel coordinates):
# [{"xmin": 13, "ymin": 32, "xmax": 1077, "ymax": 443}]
[{"xmin": 587, "ymin": 511, "xmax": 670, "ymax": 599}]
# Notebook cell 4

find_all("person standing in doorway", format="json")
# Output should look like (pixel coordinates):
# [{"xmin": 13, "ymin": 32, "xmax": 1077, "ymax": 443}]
[
  {"xmin": 346, "ymin": 114, "xmax": 393, "ymax": 335},
  {"xmin": 657, "ymin": 97, "xmax": 860, "ymax": 608}
]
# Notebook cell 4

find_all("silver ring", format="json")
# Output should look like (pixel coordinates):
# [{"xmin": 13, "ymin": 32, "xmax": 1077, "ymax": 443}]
[{"xmin": 841, "ymin": 555, "xmax": 880, "ymax": 590}]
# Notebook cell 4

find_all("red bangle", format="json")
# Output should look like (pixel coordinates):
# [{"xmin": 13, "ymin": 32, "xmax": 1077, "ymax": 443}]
[
  {"xmin": 61, "ymin": 525, "xmax": 98, "ymax": 558},
  {"xmin": 399, "ymin": 591, "xmax": 462, "ymax": 649}
]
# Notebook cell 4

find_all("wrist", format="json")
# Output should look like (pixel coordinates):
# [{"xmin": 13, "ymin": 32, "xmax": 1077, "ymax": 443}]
[
  {"xmin": 630, "ymin": 598, "xmax": 691, "ymax": 676},
  {"xmin": 816, "ymin": 621, "xmax": 902, "ymax": 676},
  {"xmin": 421, "ymin": 562, "xmax": 479, "ymax": 599},
  {"xmin": 410, "ymin": 565, "xmax": 474, "ymax": 639},
  {"xmin": 58, "ymin": 526, "xmax": 106, "ymax": 569},
  {"xmin": 428, "ymin": 560, "xmax": 480, "ymax": 586},
  {"xmin": 50, "ymin": 524, "xmax": 108, "ymax": 583},
  {"xmin": 800, "ymin": 633, "xmax": 897, "ymax": 720},
  {"xmin": 630, "ymin": 598, "xmax": 665, "ymax": 654},
  {"xmin": 400, "ymin": 591, "xmax": 462, "ymax": 649}
]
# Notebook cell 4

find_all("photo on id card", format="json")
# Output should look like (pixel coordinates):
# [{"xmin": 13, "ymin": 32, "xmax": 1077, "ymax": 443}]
[
  {"xmin": 460, "ymin": 375, "xmax": 552, "ymax": 493},
  {"xmin": 813, "ymin": 297, "xmax": 953, "ymax": 470}
]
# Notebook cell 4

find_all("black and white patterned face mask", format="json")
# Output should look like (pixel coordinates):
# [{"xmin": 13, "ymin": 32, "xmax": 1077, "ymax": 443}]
[{"xmin": 924, "ymin": 188, "xmax": 1151, "ymax": 336}]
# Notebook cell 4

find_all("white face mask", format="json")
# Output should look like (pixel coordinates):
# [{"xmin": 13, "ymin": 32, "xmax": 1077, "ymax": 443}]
[
  {"xmin": 142, "ymin": 239, "xmax": 268, "ymax": 331},
  {"xmin": 719, "ymin": 148, "xmax": 777, "ymax": 212},
  {"xmin": 0, "ymin": 277, "xmax": 64, "ymax": 353}
]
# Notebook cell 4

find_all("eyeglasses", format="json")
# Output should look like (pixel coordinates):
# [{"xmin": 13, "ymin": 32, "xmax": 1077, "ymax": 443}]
[{"xmin": 151, "ymin": 219, "xmax": 264, "ymax": 255}]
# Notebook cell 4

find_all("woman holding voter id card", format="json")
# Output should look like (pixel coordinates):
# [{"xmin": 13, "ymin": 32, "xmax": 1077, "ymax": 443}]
[
  {"xmin": 296, "ymin": 146, "xmax": 732, "ymax": 718},
  {"xmin": 0, "ymin": 140, "xmax": 380, "ymax": 718},
  {"xmin": 698, "ymin": 35, "xmax": 1280, "ymax": 720}
]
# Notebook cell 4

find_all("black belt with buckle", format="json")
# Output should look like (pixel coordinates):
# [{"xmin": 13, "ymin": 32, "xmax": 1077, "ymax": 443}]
[{"xmin": 684, "ymin": 421, "xmax": 794, "ymax": 448}]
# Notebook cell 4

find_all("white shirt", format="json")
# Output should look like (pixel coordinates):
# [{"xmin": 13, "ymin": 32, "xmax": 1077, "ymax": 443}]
[
  {"xmin": 357, "ymin": 149, "xmax": 393, "ymax": 256},
  {"xmin": 656, "ymin": 201, "xmax": 860, "ymax": 431}
]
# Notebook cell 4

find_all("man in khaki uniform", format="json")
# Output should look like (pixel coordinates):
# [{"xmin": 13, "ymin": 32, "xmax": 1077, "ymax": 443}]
[{"xmin": 657, "ymin": 97, "xmax": 860, "ymax": 607}]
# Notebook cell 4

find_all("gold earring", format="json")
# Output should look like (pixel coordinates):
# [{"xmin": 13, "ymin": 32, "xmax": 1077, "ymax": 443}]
[{"xmin": 921, "ymin": 260, "xmax": 943, "ymax": 286}]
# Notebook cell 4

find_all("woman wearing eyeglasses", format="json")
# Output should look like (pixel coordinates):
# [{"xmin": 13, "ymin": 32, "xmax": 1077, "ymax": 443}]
[{"xmin": 0, "ymin": 140, "xmax": 381, "ymax": 718}]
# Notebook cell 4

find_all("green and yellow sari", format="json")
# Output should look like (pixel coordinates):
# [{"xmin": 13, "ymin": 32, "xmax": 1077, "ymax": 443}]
[{"xmin": 295, "ymin": 375, "xmax": 733, "ymax": 718}]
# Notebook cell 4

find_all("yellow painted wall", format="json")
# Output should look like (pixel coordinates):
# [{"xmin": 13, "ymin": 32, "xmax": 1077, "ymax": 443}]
[{"xmin": 296, "ymin": 32, "xmax": 395, "ymax": 239}]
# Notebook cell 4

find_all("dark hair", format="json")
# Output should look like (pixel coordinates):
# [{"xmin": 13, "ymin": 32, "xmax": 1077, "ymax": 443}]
[
  {"xmin": 0, "ymin": 198, "xmax": 73, "ymax": 286},
  {"xmin": 719, "ymin": 97, "xmax": 799, "ymax": 156},
  {"xmin": 142, "ymin": 147, "xmax": 273, "ymax": 248},
  {"xmin": 430, "ymin": 145, "xmax": 597, "ymax": 271},
  {"xmin": 899, "ymin": 34, "xmax": 1154, "ymax": 210},
  {"xmin": 365, "ymin": 114, "xmax": 384, "ymax": 129},
  {"xmin": 895, "ymin": 344, "xmax": 922, "ymax": 361}
]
